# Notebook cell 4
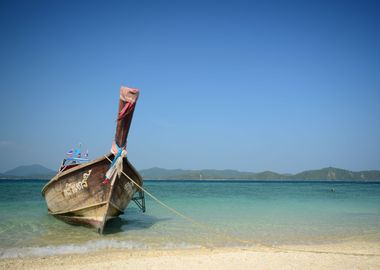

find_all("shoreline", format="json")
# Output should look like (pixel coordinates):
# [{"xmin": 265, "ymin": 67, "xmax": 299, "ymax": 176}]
[
  {"xmin": 2, "ymin": 178, "xmax": 380, "ymax": 182},
  {"xmin": 1, "ymin": 241, "xmax": 379, "ymax": 270}
]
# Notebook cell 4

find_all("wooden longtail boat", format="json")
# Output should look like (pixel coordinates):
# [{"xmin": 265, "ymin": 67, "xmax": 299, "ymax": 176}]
[{"xmin": 42, "ymin": 86, "xmax": 145, "ymax": 233}]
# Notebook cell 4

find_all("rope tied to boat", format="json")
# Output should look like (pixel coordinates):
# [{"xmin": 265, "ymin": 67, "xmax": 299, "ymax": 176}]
[
  {"xmin": 103, "ymin": 155, "xmax": 380, "ymax": 258},
  {"xmin": 103, "ymin": 142, "xmax": 127, "ymax": 184}
]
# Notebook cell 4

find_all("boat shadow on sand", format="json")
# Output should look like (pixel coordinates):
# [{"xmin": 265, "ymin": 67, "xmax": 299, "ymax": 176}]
[{"xmin": 103, "ymin": 211, "xmax": 170, "ymax": 234}]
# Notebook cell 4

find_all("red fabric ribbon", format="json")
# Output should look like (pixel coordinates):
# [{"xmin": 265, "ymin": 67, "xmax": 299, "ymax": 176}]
[{"xmin": 117, "ymin": 102, "xmax": 135, "ymax": 120}]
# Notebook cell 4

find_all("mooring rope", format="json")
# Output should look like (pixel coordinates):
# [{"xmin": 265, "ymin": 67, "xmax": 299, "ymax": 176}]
[
  {"xmin": 0, "ymin": 154, "xmax": 377, "ymax": 258},
  {"xmin": 104, "ymin": 155, "xmax": 380, "ymax": 258}
]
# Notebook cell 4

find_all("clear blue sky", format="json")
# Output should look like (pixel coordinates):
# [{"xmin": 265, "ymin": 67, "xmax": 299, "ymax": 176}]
[{"xmin": 0, "ymin": 0, "xmax": 379, "ymax": 173}]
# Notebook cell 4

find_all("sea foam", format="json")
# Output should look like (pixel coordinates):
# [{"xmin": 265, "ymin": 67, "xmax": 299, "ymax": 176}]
[{"xmin": 0, "ymin": 239, "xmax": 148, "ymax": 259}]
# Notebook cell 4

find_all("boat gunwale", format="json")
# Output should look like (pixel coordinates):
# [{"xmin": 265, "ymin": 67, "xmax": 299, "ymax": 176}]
[{"xmin": 41, "ymin": 153, "xmax": 113, "ymax": 195}]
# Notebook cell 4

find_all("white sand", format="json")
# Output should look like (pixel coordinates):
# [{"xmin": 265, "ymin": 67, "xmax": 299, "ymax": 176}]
[{"xmin": 1, "ymin": 242, "xmax": 379, "ymax": 270}]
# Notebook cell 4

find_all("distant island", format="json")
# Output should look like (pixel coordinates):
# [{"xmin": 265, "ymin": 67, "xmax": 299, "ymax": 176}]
[
  {"xmin": 2, "ymin": 164, "xmax": 379, "ymax": 181},
  {"xmin": 140, "ymin": 167, "xmax": 380, "ymax": 181},
  {"xmin": 0, "ymin": 164, "xmax": 56, "ymax": 179}
]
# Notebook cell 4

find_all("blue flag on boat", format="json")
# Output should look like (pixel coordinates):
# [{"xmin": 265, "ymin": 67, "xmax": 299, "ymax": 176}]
[
  {"xmin": 74, "ymin": 148, "xmax": 81, "ymax": 158},
  {"xmin": 66, "ymin": 149, "xmax": 74, "ymax": 157}
]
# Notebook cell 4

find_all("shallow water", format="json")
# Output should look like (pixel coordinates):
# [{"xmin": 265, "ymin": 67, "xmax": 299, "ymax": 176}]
[{"xmin": 0, "ymin": 180, "xmax": 379, "ymax": 258}]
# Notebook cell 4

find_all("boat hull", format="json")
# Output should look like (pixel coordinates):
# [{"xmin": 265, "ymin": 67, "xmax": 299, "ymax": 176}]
[{"xmin": 42, "ymin": 154, "xmax": 143, "ymax": 233}]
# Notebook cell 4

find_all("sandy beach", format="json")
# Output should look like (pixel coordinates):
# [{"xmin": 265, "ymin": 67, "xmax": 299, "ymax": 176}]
[{"xmin": 1, "ymin": 242, "xmax": 379, "ymax": 270}]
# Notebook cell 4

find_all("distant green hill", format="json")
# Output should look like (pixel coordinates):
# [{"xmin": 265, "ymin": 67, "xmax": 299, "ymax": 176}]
[
  {"xmin": 140, "ymin": 167, "xmax": 380, "ymax": 181},
  {"xmin": 0, "ymin": 164, "xmax": 55, "ymax": 179},
  {"xmin": 297, "ymin": 167, "xmax": 380, "ymax": 180},
  {"xmin": 1, "ymin": 165, "xmax": 380, "ymax": 181}
]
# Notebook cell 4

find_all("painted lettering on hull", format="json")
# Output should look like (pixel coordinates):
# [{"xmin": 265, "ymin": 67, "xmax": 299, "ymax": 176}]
[{"xmin": 63, "ymin": 169, "xmax": 92, "ymax": 197}]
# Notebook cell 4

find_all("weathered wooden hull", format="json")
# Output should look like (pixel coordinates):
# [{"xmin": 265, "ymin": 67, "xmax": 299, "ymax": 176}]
[{"xmin": 42, "ymin": 154, "xmax": 143, "ymax": 233}]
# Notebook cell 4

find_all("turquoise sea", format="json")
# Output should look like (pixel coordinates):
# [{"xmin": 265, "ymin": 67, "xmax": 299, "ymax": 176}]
[{"xmin": 0, "ymin": 179, "xmax": 379, "ymax": 258}]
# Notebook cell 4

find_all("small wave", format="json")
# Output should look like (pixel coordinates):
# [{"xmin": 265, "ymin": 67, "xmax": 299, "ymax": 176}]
[
  {"xmin": 0, "ymin": 239, "xmax": 148, "ymax": 259},
  {"xmin": 162, "ymin": 242, "xmax": 202, "ymax": 249}
]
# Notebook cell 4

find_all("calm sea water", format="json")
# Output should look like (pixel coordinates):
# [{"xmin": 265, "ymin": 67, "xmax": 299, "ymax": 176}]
[{"xmin": 0, "ymin": 179, "xmax": 379, "ymax": 258}]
